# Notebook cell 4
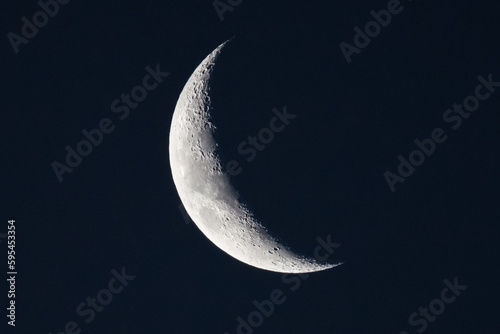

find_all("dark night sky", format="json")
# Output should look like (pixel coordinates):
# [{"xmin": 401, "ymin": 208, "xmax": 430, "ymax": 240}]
[{"xmin": 2, "ymin": 0, "xmax": 500, "ymax": 333}]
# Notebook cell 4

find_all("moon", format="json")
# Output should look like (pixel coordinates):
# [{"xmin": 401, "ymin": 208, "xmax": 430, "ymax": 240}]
[{"xmin": 169, "ymin": 40, "xmax": 341, "ymax": 273}]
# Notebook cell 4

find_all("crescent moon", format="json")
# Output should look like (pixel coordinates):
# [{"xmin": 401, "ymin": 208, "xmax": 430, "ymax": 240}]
[{"xmin": 169, "ymin": 40, "xmax": 341, "ymax": 273}]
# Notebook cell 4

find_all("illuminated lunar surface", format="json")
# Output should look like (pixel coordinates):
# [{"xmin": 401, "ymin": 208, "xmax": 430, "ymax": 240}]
[{"xmin": 169, "ymin": 40, "xmax": 341, "ymax": 273}]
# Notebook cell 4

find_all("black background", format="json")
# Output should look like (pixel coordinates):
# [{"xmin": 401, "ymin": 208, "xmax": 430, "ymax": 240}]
[{"xmin": 1, "ymin": 0, "xmax": 500, "ymax": 333}]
